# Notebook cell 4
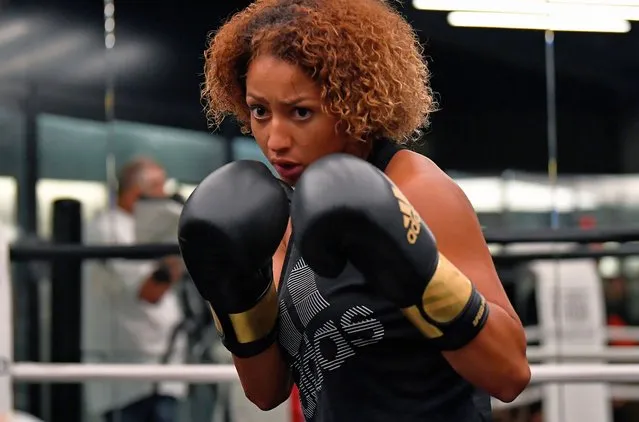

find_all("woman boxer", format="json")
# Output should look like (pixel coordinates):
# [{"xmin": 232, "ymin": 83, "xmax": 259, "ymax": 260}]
[{"xmin": 178, "ymin": 0, "xmax": 530, "ymax": 421}]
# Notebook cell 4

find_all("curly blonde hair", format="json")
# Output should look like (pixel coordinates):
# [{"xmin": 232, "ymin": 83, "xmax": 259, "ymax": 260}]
[{"xmin": 202, "ymin": 0, "xmax": 436, "ymax": 144}]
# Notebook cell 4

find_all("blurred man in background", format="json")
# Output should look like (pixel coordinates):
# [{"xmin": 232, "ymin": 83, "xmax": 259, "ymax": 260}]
[{"xmin": 82, "ymin": 157, "xmax": 187, "ymax": 422}]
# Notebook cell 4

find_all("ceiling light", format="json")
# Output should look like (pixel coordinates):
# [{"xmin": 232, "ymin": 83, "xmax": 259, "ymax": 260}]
[
  {"xmin": 413, "ymin": 0, "xmax": 639, "ymax": 20},
  {"xmin": 447, "ymin": 11, "xmax": 631, "ymax": 32},
  {"xmin": 413, "ymin": 0, "xmax": 548, "ymax": 14},
  {"xmin": 551, "ymin": 0, "xmax": 639, "ymax": 5}
]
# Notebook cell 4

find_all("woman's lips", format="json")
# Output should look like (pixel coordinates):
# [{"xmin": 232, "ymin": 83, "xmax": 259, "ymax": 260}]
[{"xmin": 274, "ymin": 163, "xmax": 304, "ymax": 182}]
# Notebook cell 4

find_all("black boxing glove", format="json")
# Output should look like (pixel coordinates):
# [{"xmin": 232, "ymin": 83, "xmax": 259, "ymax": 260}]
[
  {"xmin": 178, "ymin": 161, "xmax": 290, "ymax": 358},
  {"xmin": 291, "ymin": 154, "xmax": 489, "ymax": 351}
]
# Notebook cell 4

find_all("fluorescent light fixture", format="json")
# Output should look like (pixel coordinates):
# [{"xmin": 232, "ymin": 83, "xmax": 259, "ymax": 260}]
[
  {"xmin": 447, "ymin": 11, "xmax": 631, "ymax": 32},
  {"xmin": 0, "ymin": 20, "xmax": 30, "ymax": 45},
  {"xmin": 552, "ymin": 0, "xmax": 639, "ymax": 5},
  {"xmin": 413, "ymin": 0, "xmax": 549, "ymax": 14},
  {"xmin": 0, "ymin": 34, "xmax": 87, "ymax": 78},
  {"xmin": 563, "ymin": 5, "xmax": 639, "ymax": 21},
  {"xmin": 413, "ymin": 0, "xmax": 639, "ymax": 20}
]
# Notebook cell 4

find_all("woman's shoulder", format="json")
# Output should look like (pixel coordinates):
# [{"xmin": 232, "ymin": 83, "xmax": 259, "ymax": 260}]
[
  {"xmin": 383, "ymin": 149, "xmax": 476, "ymax": 230},
  {"xmin": 384, "ymin": 148, "xmax": 453, "ymax": 190}
]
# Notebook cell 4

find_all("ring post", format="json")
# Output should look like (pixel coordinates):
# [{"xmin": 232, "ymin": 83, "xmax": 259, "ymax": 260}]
[
  {"xmin": 50, "ymin": 199, "xmax": 83, "ymax": 422},
  {"xmin": 0, "ymin": 227, "xmax": 13, "ymax": 420}
]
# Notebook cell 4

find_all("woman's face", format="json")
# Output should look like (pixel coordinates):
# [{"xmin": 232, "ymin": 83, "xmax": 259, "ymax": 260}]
[{"xmin": 245, "ymin": 55, "xmax": 365, "ymax": 185}]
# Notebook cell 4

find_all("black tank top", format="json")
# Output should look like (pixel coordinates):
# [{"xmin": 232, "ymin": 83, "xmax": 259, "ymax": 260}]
[{"xmin": 277, "ymin": 140, "xmax": 492, "ymax": 421}]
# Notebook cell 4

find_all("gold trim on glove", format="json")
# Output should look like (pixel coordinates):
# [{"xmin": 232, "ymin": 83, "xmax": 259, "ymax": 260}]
[
  {"xmin": 208, "ymin": 304, "xmax": 224, "ymax": 336},
  {"xmin": 401, "ymin": 253, "xmax": 474, "ymax": 339},
  {"xmin": 208, "ymin": 283, "xmax": 279, "ymax": 344},
  {"xmin": 230, "ymin": 284, "xmax": 279, "ymax": 343},
  {"xmin": 401, "ymin": 306, "xmax": 443, "ymax": 338},
  {"xmin": 391, "ymin": 185, "xmax": 421, "ymax": 245},
  {"xmin": 422, "ymin": 253, "xmax": 473, "ymax": 323}
]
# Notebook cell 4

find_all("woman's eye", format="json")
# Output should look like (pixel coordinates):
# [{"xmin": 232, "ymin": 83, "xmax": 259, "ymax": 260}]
[
  {"xmin": 294, "ymin": 108, "xmax": 312, "ymax": 120},
  {"xmin": 249, "ymin": 106, "xmax": 268, "ymax": 119}
]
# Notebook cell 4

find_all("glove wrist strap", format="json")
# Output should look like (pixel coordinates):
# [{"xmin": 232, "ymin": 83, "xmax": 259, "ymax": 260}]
[
  {"xmin": 401, "ymin": 253, "xmax": 489, "ymax": 350},
  {"xmin": 209, "ymin": 281, "xmax": 280, "ymax": 358}
]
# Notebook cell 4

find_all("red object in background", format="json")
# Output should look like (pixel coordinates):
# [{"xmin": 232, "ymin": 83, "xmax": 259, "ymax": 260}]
[
  {"xmin": 579, "ymin": 215, "xmax": 597, "ymax": 230},
  {"xmin": 291, "ymin": 385, "xmax": 304, "ymax": 422},
  {"xmin": 578, "ymin": 215, "xmax": 604, "ymax": 252},
  {"xmin": 608, "ymin": 314, "xmax": 637, "ymax": 346}
]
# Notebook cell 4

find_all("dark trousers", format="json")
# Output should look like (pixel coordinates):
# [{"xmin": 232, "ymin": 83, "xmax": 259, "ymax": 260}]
[{"xmin": 103, "ymin": 394, "xmax": 178, "ymax": 422}]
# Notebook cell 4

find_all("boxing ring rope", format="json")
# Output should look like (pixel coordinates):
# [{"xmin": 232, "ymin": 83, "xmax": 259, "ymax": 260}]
[
  {"xmin": 8, "ymin": 362, "xmax": 639, "ymax": 412},
  {"xmin": 8, "ymin": 362, "xmax": 639, "ymax": 384},
  {"xmin": 8, "ymin": 240, "xmax": 639, "ymax": 263},
  {"xmin": 8, "ymin": 223, "xmax": 639, "ymax": 256},
  {"xmin": 525, "ymin": 326, "xmax": 639, "ymax": 343},
  {"xmin": 526, "ymin": 346, "xmax": 639, "ymax": 362},
  {"xmin": 483, "ymin": 226, "xmax": 639, "ymax": 244},
  {"xmin": 5, "ymin": 226, "xmax": 639, "ymax": 419}
]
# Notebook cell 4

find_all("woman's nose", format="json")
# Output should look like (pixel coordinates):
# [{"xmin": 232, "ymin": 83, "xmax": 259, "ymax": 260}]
[{"xmin": 266, "ymin": 116, "xmax": 293, "ymax": 152}]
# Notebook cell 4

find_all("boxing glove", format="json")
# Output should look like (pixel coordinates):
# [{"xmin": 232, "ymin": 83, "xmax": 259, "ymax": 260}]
[
  {"xmin": 178, "ymin": 160, "xmax": 290, "ymax": 358},
  {"xmin": 291, "ymin": 154, "xmax": 488, "ymax": 350}
]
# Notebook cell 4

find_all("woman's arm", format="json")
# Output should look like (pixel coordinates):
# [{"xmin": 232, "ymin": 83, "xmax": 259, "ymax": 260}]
[
  {"xmin": 232, "ymin": 234, "xmax": 295, "ymax": 410},
  {"xmin": 388, "ymin": 153, "xmax": 530, "ymax": 403},
  {"xmin": 233, "ymin": 344, "xmax": 294, "ymax": 410}
]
